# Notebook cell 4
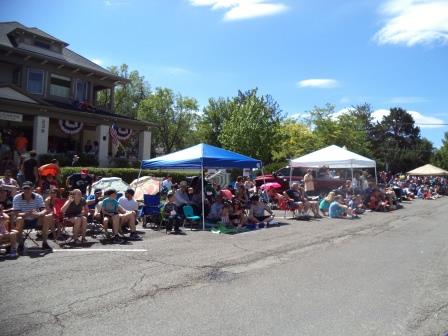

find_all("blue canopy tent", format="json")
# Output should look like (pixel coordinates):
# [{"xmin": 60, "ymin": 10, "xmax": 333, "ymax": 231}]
[{"xmin": 139, "ymin": 143, "xmax": 262, "ymax": 230}]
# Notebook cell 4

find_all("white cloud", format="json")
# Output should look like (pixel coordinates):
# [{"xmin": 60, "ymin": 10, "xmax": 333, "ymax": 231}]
[
  {"xmin": 373, "ymin": 109, "xmax": 445, "ymax": 128},
  {"xmin": 189, "ymin": 0, "xmax": 288, "ymax": 21},
  {"xmin": 162, "ymin": 66, "xmax": 194, "ymax": 76},
  {"xmin": 91, "ymin": 58, "xmax": 103, "ymax": 65},
  {"xmin": 297, "ymin": 79, "xmax": 340, "ymax": 89},
  {"xmin": 374, "ymin": 0, "xmax": 448, "ymax": 46}
]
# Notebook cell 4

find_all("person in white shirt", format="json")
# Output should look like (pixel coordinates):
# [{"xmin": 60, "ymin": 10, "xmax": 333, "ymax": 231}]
[
  {"xmin": 162, "ymin": 176, "xmax": 173, "ymax": 193},
  {"xmin": 117, "ymin": 188, "xmax": 140, "ymax": 239}
]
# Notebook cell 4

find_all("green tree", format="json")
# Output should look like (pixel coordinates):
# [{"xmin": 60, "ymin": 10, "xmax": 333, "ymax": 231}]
[
  {"xmin": 218, "ymin": 89, "xmax": 283, "ymax": 163},
  {"xmin": 96, "ymin": 64, "xmax": 150, "ymax": 119},
  {"xmin": 303, "ymin": 103, "xmax": 373, "ymax": 156},
  {"xmin": 137, "ymin": 88, "xmax": 199, "ymax": 155},
  {"xmin": 371, "ymin": 107, "xmax": 433, "ymax": 172},
  {"xmin": 196, "ymin": 97, "xmax": 233, "ymax": 147},
  {"xmin": 108, "ymin": 64, "xmax": 150, "ymax": 119},
  {"xmin": 272, "ymin": 119, "xmax": 316, "ymax": 162},
  {"xmin": 432, "ymin": 132, "xmax": 448, "ymax": 170}
]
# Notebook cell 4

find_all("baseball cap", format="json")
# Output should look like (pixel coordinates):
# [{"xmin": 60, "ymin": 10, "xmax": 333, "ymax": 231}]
[
  {"xmin": 22, "ymin": 181, "xmax": 34, "ymax": 189},
  {"xmin": 94, "ymin": 188, "xmax": 102, "ymax": 194}
]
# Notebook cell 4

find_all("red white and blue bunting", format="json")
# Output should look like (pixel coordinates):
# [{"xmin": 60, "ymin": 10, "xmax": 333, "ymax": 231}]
[
  {"xmin": 116, "ymin": 127, "xmax": 132, "ymax": 141},
  {"xmin": 59, "ymin": 119, "xmax": 83, "ymax": 135}
]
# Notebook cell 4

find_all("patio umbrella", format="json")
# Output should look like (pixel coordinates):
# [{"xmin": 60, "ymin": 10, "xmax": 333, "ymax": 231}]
[
  {"xmin": 90, "ymin": 177, "xmax": 129, "ymax": 195},
  {"xmin": 260, "ymin": 182, "xmax": 282, "ymax": 191},
  {"xmin": 130, "ymin": 176, "xmax": 161, "ymax": 200}
]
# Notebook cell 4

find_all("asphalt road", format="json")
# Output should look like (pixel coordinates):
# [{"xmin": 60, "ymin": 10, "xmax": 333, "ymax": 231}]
[{"xmin": 1, "ymin": 198, "xmax": 448, "ymax": 336}]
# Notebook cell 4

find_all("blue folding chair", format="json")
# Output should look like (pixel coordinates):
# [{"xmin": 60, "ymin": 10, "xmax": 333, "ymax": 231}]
[
  {"xmin": 140, "ymin": 194, "xmax": 163, "ymax": 229},
  {"xmin": 182, "ymin": 205, "xmax": 201, "ymax": 230}
]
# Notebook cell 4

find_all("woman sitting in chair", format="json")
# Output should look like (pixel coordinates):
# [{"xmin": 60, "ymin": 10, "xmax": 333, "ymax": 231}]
[
  {"xmin": 44, "ymin": 188, "xmax": 64, "ymax": 240},
  {"xmin": 61, "ymin": 189, "xmax": 88, "ymax": 244}
]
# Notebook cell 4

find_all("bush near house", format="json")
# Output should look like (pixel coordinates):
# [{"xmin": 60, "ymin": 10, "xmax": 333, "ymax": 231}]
[{"xmin": 60, "ymin": 167, "xmax": 191, "ymax": 184}]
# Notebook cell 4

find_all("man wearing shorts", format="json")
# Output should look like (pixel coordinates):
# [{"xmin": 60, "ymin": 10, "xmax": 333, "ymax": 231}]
[{"xmin": 13, "ymin": 181, "xmax": 52, "ymax": 252}]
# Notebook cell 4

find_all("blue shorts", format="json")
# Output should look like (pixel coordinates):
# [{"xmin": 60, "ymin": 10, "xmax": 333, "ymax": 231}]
[{"xmin": 24, "ymin": 218, "xmax": 39, "ymax": 229}]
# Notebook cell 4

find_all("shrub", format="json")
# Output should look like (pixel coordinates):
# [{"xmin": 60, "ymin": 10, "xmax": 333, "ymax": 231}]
[
  {"xmin": 60, "ymin": 167, "xmax": 191, "ymax": 184},
  {"xmin": 38, "ymin": 153, "xmax": 98, "ymax": 167}
]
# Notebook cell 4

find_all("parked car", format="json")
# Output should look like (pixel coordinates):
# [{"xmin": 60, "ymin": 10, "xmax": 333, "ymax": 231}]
[{"xmin": 255, "ymin": 167, "xmax": 346, "ymax": 194}]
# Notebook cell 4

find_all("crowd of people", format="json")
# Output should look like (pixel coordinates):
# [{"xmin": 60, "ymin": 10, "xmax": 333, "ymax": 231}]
[{"xmin": 0, "ymin": 150, "xmax": 447, "ymax": 258}]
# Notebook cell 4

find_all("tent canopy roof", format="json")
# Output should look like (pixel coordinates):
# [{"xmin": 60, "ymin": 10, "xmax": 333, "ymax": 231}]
[
  {"xmin": 141, "ymin": 143, "xmax": 262, "ymax": 169},
  {"xmin": 407, "ymin": 164, "xmax": 448, "ymax": 176},
  {"xmin": 290, "ymin": 145, "xmax": 376, "ymax": 168}
]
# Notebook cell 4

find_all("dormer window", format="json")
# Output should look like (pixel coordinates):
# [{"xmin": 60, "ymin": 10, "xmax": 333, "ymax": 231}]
[{"xmin": 34, "ymin": 40, "xmax": 51, "ymax": 50}]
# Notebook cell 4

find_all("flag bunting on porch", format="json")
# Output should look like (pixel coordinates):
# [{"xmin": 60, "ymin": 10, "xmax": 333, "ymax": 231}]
[{"xmin": 59, "ymin": 119, "xmax": 83, "ymax": 135}]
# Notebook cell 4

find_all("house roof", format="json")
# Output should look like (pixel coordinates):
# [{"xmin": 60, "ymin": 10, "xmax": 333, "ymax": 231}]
[
  {"xmin": 0, "ymin": 85, "xmax": 153, "ymax": 128},
  {"xmin": 0, "ymin": 21, "xmax": 120, "ymax": 79}
]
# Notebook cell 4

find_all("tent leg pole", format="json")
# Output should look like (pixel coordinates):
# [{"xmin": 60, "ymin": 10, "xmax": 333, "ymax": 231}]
[
  {"xmin": 136, "ymin": 163, "xmax": 143, "ymax": 194},
  {"xmin": 201, "ymin": 166, "xmax": 205, "ymax": 231},
  {"xmin": 374, "ymin": 164, "xmax": 378, "ymax": 185},
  {"xmin": 350, "ymin": 164, "xmax": 353, "ymax": 184},
  {"xmin": 289, "ymin": 164, "xmax": 292, "ymax": 187}
]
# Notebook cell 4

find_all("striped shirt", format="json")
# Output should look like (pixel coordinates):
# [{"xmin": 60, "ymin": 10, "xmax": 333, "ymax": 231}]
[{"xmin": 13, "ymin": 192, "xmax": 45, "ymax": 215}]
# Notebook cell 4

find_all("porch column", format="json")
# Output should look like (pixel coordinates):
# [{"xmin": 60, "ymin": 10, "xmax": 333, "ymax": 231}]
[
  {"xmin": 138, "ymin": 130, "xmax": 151, "ymax": 160},
  {"xmin": 33, "ymin": 116, "xmax": 49, "ymax": 155},
  {"xmin": 97, "ymin": 124, "xmax": 109, "ymax": 167}
]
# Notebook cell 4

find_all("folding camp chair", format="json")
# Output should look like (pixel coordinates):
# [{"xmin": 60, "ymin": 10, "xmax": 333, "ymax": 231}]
[
  {"xmin": 140, "ymin": 194, "xmax": 163, "ymax": 229},
  {"xmin": 182, "ymin": 205, "xmax": 201, "ymax": 230}
]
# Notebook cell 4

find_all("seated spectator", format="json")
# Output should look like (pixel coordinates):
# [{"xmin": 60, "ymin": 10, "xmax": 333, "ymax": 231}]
[
  {"xmin": 230, "ymin": 200, "xmax": 247, "ymax": 228},
  {"xmin": 319, "ymin": 191, "xmax": 335, "ymax": 216},
  {"xmin": 39, "ymin": 174, "xmax": 58, "ymax": 198},
  {"xmin": 118, "ymin": 189, "xmax": 140, "ymax": 239},
  {"xmin": 368, "ymin": 190, "xmax": 389, "ymax": 212},
  {"xmin": 329, "ymin": 195, "xmax": 356, "ymax": 219},
  {"xmin": 61, "ymin": 189, "xmax": 88, "ymax": 244},
  {"xmin": 86, "ymin": 188, "xmax": 104, "ymax": 219},
  {"xmin": 235, "ymin": 185, "xmax": 249, "ymax": 207},
  {"xmin": 0, "ymin": 169, "xmax": 20, "ymax": 192},
  {"xmin": 161, "ymin": 176, "xmax": 173, "ymax": 194},
  {"xmin": 0, "ymin": 204, "xmax": 18, "ymax": 257},
  {"xmin": 348, "ymin": 194, "xmax": 366, "ymax": 215},
  {"xmin": 13, "ymin": 181, "xmax": 52, "ymax": 252},
  {"xmin": 101, "ymin": 188, "xmax": 134, "ymax": 243},
  {"xmin": 0, "ymin": 185, "xmax": 13, "ymax": 210},
  {"xmin": 66, "ymin": 168, "xmax": 93, "ymax": 195},
  {"xmin": 247, "ymin": 195, "xmax": 274, "ymax": 225},
  {"xmin": 207, "ymin": 195, "xmax": 224, "ymax": 223},
  {"xmin": 244, "ymin": 178, "xmax": 256, "ymax": 197},
  {"xmin": 220, "ymin": 201, "xmax": 232, "ymax": 226},
  {"xmin": 163, "ymin": 191, "xmax": 182, "ymax": 234},
  {"xmin": 284, "ymin": 183, "xmax": 304, "ymax": 213},
  {"xmin": 175, "ymin": 181, "xmax": 192, "ymax": 209},
  {"xmin": 44, "ymin": 188, "xmax": 63, "ymax": 240}
]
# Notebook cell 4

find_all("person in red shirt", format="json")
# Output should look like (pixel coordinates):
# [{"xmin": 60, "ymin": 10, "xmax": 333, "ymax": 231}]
[{"xmin": 14, "ymin": 132, "xmax": 28, "ymax": 154}]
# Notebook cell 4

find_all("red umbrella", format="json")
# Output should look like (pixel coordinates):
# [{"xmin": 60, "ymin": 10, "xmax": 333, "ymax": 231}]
[{"xmin": 260, "ymin": 182, "xmax": 282, "ymax": 191}]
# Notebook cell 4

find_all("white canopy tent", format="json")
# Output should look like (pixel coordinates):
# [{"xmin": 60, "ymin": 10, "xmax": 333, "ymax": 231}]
[
  {"xmin": 289, "ymin": 145, "xmax": 377, "ymax": 183},
  {"xmin": 407, "ymin": 164, "xmax": 448, "ymax": 176}
]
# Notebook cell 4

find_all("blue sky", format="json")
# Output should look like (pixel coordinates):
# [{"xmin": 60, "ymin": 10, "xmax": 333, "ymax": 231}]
[{"xmin": 2, "ymin": 0, "xmax": 448, "ymax": 146}]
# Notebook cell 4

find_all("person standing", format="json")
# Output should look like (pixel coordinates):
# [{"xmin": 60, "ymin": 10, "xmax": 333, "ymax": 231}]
[
  {"xmin": 303, "ymin": 169, "xmax": 315, "ymax": 197},
  {"xmin": 22, "ymin": 150, "xmax": 38, "ymax": 185},
  {"xmin": 66, "ymin": 168, "xmax": 93, "ymax": 196},
  {"xmin": 14, "ymin": 132, "xmax": 28, "ymax": 155}
]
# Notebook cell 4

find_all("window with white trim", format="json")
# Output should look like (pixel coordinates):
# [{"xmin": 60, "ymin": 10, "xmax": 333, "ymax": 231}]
[
  {"xmin": 50, "ymin": 74, "xmax": 71, "ymax": 98},
  {"xmin": 26, "ymin": 68, "xmax": 45, "ymax": 95}
]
